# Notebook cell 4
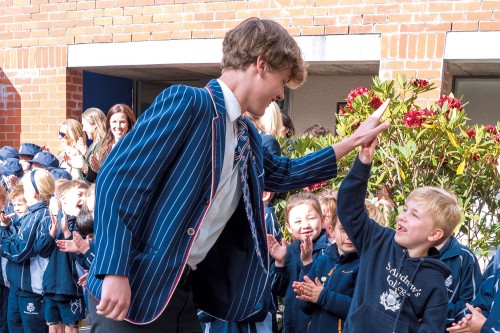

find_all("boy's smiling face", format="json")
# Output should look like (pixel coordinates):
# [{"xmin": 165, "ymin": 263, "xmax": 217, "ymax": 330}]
[
  {"xmin": 61, "ymin": 187, "xmax": 87, "ymax": 217},
  {"xmin": 395, "ymin": 199, "xmax": 443, "ymax": 257},
  {"xmin": 286, "ymin": 203, "xmax": 322, "ymax": 243}
]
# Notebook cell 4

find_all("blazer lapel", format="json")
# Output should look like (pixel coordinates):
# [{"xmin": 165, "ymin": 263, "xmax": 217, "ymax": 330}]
[{"xmin": 205, "ymin": 79, "xmax": 226, "ymax": 197}]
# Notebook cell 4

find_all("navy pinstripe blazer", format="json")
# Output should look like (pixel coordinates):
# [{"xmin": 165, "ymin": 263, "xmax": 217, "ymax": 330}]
[{"xmin": 86, "ymin": 79, "xmax": 339, "ymax": 324}]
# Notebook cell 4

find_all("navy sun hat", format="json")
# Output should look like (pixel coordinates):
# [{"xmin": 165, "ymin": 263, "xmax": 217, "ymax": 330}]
[
  {"xmin": 0, "ymin": 146, "xmax": 19, "ymax": 162},
  {"xmin": 27, "ymin": 151, "xmax": 59, "ymax": 169},
  {"xmin": 18, "ymin": 143, "xmax": 43, "ymax": 158},
  {"xmin": 0, "ymin": 158, "xmax": 23, "ymax": 177},
  {"xmin": 49, "ymin": 168, "xmax": 72, "ymax": 181}
]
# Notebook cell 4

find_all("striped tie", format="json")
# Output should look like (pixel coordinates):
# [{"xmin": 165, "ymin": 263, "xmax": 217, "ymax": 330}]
[{"xmin": 234, "ymin": 116, "xmax": 266, "ymax": 269}]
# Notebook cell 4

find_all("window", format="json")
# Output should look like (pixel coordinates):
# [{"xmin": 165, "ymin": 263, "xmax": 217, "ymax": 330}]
[{"xmin": 452, "ymin": 77, "xmax": 500, "ymax": 126}]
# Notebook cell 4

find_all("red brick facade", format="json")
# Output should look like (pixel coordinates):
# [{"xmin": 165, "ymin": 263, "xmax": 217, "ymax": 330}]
[{"xmin": 1, "ymin": 0, "xmax": 499, "ymax": 149}]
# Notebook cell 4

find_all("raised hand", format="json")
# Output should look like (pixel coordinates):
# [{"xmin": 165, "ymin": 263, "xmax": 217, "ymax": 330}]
[
  {"xmin": 89, "ymin": 155, "xmax": 101, "ymax": 173},
  {"xmin": 0, "ymin": 212, "xmax": 14, "ymax": 226},
  {"xmin": 49, "ymin": 214, "xmax": 58, "ymax": 238},
  {"xmin": 333, "ymin": 99, "xmax": 390, "ymax": 160},
  {"xmin": 300, "ymin": 236, "xmax": 313, "ymax": 265},
  {"xmin": 267, "ymin": 234, "xmax": 287, "ymax": 266}
]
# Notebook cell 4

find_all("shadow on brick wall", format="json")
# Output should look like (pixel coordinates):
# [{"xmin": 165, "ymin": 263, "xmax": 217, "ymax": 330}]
[{"xmin": 0, "ymin": 68, "xmax": 21, "ymax": 148}]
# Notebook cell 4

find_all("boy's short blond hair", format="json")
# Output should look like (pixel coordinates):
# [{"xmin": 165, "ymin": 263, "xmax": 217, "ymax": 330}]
[
  {"xmin": 222, "ymin": 18, "xmax": 307, "ymax": 88},
  {"xmin": 8, "ymin": 184, "xmax": 25, "ymax": 202},
  {"xmin": 59, "ymin": 180, "xmax": 89, "ymax": 197},
  {"xmin": 407, "ymin": 186, "xmax": 461, "ymax": 243}
]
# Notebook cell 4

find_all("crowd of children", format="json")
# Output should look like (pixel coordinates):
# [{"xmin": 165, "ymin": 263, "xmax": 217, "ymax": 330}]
[{"xmin": 0, "ymin": 133, "xmax": 499, "ymax": 332}]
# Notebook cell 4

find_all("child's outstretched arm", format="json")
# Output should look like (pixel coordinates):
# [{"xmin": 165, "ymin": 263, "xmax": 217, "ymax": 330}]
[{"xmin": 337, "ymin": 114, "xmax": 389, "ymax": 255}]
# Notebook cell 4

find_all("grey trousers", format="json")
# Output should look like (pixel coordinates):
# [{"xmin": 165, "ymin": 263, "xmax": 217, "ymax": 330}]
[{"xmin": 88, "ymin": 272, "xmax": 202, "ymax": 333}]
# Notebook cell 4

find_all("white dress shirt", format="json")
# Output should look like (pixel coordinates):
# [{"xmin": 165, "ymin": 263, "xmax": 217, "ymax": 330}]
[{"xmin": 187, "ymin": 79, "xmax": 243, "ymax": 268}]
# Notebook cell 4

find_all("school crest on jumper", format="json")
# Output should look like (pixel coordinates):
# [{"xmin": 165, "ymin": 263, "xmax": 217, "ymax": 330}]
[
  {"xmin": 380, "ymin": 289, "xmax": 401, "ymax": 312},
  {"xmin": 26, "ymin": 303, "xmax": 35, "ymax": 313},
  {"xmin": 445, "ymin": 275, "xmax": 453, "ymax": 288}
]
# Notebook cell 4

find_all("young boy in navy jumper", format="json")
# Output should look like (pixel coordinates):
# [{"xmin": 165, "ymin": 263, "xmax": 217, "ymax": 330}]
[
  {"xmin": 37, "ymin": 180, "xmax": 88, "ymax": 333},
  {"xmin": 0, "ymin": 169, "xmax": 55, "ymax": 333},
  {"xmin": 337, "ymin": 132, "xmax": 461, "ymax": 333},
  {"xmin": 267, "ymin": 192, "xmax": 329, "ymax": 333},
  {"xmin": 436, "ymin": 234, "xmax": 483, "ymax": 326}
]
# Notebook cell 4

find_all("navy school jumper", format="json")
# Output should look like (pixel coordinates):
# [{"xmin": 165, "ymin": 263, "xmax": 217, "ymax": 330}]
[
  {"xmin": 338, "ymin": 157, "xmax": 451, "ymax": 333},
  {"xmin": 299, "ymin": 244, "xmax": 360, "ymax": 333},
  {"xmin": 438, "ymin": 236, "xmax": 482, "ymax": 325},
  {"xmin": 272, "ymin": 231, "xmax": 328, "ymax": 333}
]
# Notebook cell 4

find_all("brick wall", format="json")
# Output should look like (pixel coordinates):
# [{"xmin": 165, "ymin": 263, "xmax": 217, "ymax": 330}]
[{"xmin": 1, "ymin": 0, "xmax": 499, "ymax": 148}]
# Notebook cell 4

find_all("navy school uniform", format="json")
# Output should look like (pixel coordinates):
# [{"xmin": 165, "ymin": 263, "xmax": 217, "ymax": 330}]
[
  {"xmin": 0, "ymin": 217, "xmax": 18, "ymax": 333},
  {"xmin": 36, "ymin": 213, "xmax": 86, "ymax": 325},
  {"xmin": 299, "ymin": 244, "xmax": 360, "ymax": 333},
  {"xmin": 338, "ymin": 158, "xmax": 450, "ymax": 333},
  {"xmin": 272, "ymin": 231, "xmax": 328, "ymax": 333},
  {"xmin": 438, "ymin": 236, "xmax": 482, "ymax": 325},
  {"xmin": 0, "ymin": 201, "xmax": 50, "ymax": 333}
]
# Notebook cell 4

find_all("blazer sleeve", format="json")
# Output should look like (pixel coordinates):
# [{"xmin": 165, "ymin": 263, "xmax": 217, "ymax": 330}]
[
  {"xmin": 92, "ymin": 85, "xmax": 203, "ymax": 278},
  {"xmin": 263, "ymin": 145, "xmax": 338, "ymax": 193}
]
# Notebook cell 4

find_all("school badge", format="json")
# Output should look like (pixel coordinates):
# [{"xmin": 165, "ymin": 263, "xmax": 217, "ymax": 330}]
[
  {"xmin": 445, "ymin": 275, "xmax": 453, "ymax": 288},
  {"xmin": 26, "ymin": 303, "xmax": 35, "ymax": 313},
  {"xmin": 380, "ymin": 289, "xmax": 401, "ymax": 312}
]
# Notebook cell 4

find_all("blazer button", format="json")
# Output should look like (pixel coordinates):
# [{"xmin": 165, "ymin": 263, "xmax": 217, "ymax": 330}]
[
  {"xmin": 187, "ymin": 228, "xmax": 195, "ymax": 236},
  {"xmin": 203, "ymin": 198, "xmax": 209, "ymax": 205}
]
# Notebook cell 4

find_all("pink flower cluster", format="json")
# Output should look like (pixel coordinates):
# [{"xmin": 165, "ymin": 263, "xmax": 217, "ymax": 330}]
[
  {"xmin": 403, "ymin": 108, "xmax": 436, "ymax": 128},
  {"xmin": 344, "ymin": 87, "xmax": 383, "ymax": 111},
  {"xmin": 414, "ymin": 79, "xmax": 429, "ymax": 88},
  {"xmin": 303, "ymin": 181, "xmax": 327, "ymax": 192},
  {"xmin": 437, "ymin": 95, "xmax": 463, "ymax": 118},
  {"xmin": 465, "ymin": 129, "xmax": 476, "ymax": 138}
]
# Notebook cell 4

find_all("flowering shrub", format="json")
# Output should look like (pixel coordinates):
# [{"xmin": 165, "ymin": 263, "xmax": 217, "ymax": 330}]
[{"xmin": 278, "ymin": 74, "xmax": 500, "ymax": 253}]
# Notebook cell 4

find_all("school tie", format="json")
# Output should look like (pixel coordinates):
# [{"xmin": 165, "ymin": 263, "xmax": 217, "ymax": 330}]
[{"xmin": 234, "ymin": 116, "xmax": 266, "ymax": 269}]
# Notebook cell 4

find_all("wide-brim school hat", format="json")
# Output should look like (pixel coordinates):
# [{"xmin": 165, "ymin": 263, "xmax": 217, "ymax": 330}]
[
  {"xmin": 0, "ymin": 146, "xmax": 19, "ymax": 162},
  {"xmin": 18, "ymin": 143, "xmax": 43, "ymax": 158},
  {"xmin": 48, "ymin": 167, "xmax": 72, "ymax": 180},
  {"xmin": 0, "ymin": 158, "xmax": 23, "ymax": 177},
  {"xmin": 26, "ymin": 151, "xmax": 59, "ymax": 169}
]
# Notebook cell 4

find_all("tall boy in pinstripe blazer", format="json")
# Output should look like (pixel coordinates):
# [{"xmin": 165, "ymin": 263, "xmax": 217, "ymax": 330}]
[{"xmin": 86, "ymin": 18, "xmax": 390, "ymax": 332}]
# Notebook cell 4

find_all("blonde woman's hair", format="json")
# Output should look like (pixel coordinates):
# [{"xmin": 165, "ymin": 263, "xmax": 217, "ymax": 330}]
[
  {"xmin": 260, "ymin": 102, "xmax": 284, "ymax": 137},
  {"xmin": 60, "ymin": 118, "xmax": 86, "ymax": 147},
  {"xmin": 27, "ymin": 169, "xmax": 55, "ymax": 202},
  {"xmin": 285, "ymin": 192, "xmax": 322, "ymax": 226},
  {"xmin": 407, "ymin": 186, "xmax": 461, "ymax": 243},
  {"xmin": 82, "ymin": 107, "xmax": 107, "ymax": 141}
]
